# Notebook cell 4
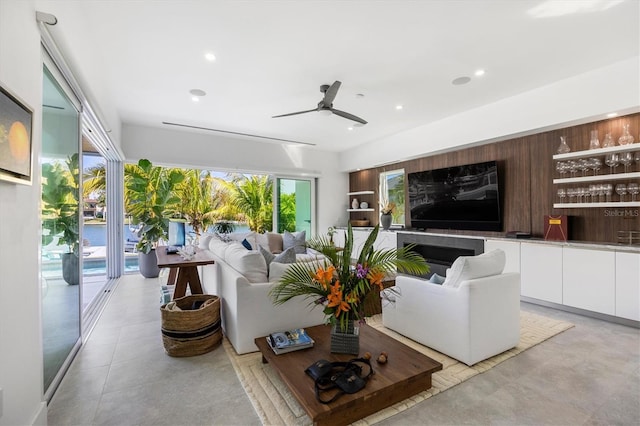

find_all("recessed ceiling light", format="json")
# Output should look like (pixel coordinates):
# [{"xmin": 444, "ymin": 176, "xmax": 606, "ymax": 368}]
[
  {"xmin": 395, "ymin": 105, "xmax": 403, "ymax": 110},
  {"xmin": 191, "ymin": 96, "xmax": 200, "ymax": 102},
  {"xmin": 347, "ymin": 127, "xmax": 354, "ymax": 131},
  {"xmin": 204, "ymin": 52, "xmax": 216, "ymax": 62},
  {"xmin": 607, "ymin": 112, "xmax": 618, "ymax": 118},
  {"xmin": 475, "ymin": 69, "xmax": 485, "ymax": 77},
  {"xmin": 452, "ymin": 76, "xmax": 471, "ymax": 86}
]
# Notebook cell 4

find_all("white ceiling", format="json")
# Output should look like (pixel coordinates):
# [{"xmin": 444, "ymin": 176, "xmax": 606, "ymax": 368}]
[{"xmin": 41, "ymin": 0, "xmax": 639, "ymax": 151}]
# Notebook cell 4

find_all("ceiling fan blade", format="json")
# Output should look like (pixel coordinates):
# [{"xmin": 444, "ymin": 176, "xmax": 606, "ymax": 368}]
[
  {"xmin": 322, "ymin": 81, "xmax": 342, "ymax": 106},
  {"xmin": 272, "ymin": 108, "xmax": 317, "ymax": 118},
  {"xmin": 331, "ymin": 108, "xmax": 367, "ymax": 125}
]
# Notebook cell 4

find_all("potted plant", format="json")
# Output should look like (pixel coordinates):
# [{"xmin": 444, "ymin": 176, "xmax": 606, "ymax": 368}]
[
  {"xmin": 125, "ymin": 159, "xmax": 184, "ymax": 278},
  {"xmin": 270, "ymin": 224, "xmax": 429, "ymax": 353},
  {"xmin": 41, "ymin": 154, "xmax": 80, "ymax": 285}
]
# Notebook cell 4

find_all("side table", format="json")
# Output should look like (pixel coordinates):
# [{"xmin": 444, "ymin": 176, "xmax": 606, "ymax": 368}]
[{"xmin": 155, "ymin": 246, "xmax": 215, "ymax": 299}]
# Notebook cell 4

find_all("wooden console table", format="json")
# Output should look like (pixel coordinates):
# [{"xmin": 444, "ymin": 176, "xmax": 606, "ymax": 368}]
[{"xmin": 155, "ymin": 246, "xmax": 215, "ymax": 299}]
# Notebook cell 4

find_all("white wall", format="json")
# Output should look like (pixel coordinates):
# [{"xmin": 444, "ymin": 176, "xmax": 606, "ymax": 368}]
[
  {"xmin": 121, "ymin": 124, "xmax": 349, "ymax": 233},
  {"xmin": 0, "ymin": 1, "xmax": 48, "ymax": 425},
  {"xmin": 340, "ymin": 57, "xmax": 640, "ymax": 171}
]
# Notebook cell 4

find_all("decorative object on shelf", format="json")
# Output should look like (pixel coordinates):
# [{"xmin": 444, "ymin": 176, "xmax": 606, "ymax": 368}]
[
  {"xmin": 330, "ymin": 320, "xmax": 360, "ymax": 354},
  {"xmin": 602, "ymin": 132, "xmax": 615, "ymax": 148},
  {"xmin": 359, "ymin": 201, "xmax": 368, "ymax": 209},
  {"xmin": 589, "ymin": 130, "xmax": 600, "ymax": 150},
  {"xmin": 379, "ymin": 201, "xmax": 395, "ymax": 230},
  {"xmin": 557, "ymin": 136, "xmax": 570, "ymax": 154},
  {"xmin": 350, "ymin": 219, "xmax": 370, "ymax": 227},
  {"xmin": 177, "ymin": 244, "xmax": 196, "ymax": 260},
  {"xmin": 270, "ymin": 224, "xmax": 429, "ymax": 354},
  {"xmin": 618, "ymin": 122, "xmax": 635, "ymax": 145},
  {"xmin": 352, "ymin": 198, "xmax": 359, "ymax": 209},
  {"xmin": 544, "ymin": 215, "xmax": 568, "ymax": 241}
]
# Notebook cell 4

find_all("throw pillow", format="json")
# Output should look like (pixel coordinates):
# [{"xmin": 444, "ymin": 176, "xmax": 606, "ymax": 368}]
[
  {"xmin": 442, "ymin": 249, "xmax": 506, "ymax": 288},
  {"xmin": 266, "ymin": 232, "xmax": 283, "ymax": 254},
  {"xmin": 228, "ymin": 231, "xmax": 257, "ymax": 250},
  {"xmin": 283, "ymin": 230, "xmax": 306, "ymax": 254},
  {"xmin": 428, "ymin": 273, "xmax": 445, "ymax": 285},
  {"xmin": 224, "ymin": 242, "xmax": 268, "ymax": 283},
  {"xmin": 274, "ymin": 247, "xmax": 296, "ymax": 264},
  {"xmin": 259, "ymin": 245, "xmax": 275, "ymax": 267},
  {"xmin": 241, "ymin": 238, "xmax": 253, "ymax": 250}
]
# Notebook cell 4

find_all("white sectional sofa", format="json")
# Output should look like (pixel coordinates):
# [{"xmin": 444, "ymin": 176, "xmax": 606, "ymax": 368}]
[{"xmin": 199, "ymin": 231, "xmax": 326, "ymax": 354}]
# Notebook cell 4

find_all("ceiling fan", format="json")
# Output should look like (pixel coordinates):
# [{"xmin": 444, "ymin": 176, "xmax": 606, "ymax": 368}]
[{"xmin": 272, "ymin": 81, "xmax": 367, "ymax": 125}]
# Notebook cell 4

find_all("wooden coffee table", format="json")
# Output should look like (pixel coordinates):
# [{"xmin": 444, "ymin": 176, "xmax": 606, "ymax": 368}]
[{"xmin": 255, "ymin": 323, "xmax": 442, "ymax": 426}]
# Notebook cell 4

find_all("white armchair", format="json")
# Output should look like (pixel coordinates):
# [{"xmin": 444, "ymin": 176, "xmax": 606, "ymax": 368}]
[{"xmin": 381, "ymin": 249, "xmax": 520, "ymax": 366}]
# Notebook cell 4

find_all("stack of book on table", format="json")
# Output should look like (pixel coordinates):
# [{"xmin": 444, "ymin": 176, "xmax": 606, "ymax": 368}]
[{"xmin": 267, "ymin": 328, "xmax": 314, "ymax": 354}]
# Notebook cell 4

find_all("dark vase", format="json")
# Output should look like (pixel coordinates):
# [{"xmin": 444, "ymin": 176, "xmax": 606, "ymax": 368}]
[
  {"xmin": 62, "ymin": 252, "xmax": 79, "ymax": 285},
  {"xmin": 380, "ymin": 213, "xmax": 392, "ymax": 230},
  {"xmin": 138, "ymin": 249, "xmax": 160, "ymax": 278}
]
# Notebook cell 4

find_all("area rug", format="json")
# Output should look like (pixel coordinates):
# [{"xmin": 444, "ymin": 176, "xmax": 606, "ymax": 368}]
[{"xmin": 223, "ymin": 311, "xmax": 574, "ymax": 425}]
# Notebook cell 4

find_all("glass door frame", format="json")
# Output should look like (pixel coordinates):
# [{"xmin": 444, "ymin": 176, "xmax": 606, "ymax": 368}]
[
  {"xmin": 41, "ymin": 52, "xmax": 83, "ymax": 402},
  {"xmin": 273, "ymin": 175, "xmax": 316, "ymax": 237}
]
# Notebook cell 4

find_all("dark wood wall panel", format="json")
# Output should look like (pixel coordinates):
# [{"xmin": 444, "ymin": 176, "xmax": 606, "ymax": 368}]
[{"xmin": 350, "ymin": 112, "xmax": 639, "ymax": 244}]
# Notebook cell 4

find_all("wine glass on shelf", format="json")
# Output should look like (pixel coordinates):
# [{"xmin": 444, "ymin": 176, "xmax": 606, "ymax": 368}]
[
  {"xmin": 557, "ymin": 188, "xmax": 566, "ymax": 204},
  {"xmin": 578, "ymin": 158, "xmax": 590, "ymax": 177},
  {"xmin": 555, "ymin": 161, "xmax": 567, "ymax": 177},
  {"xmin": 619, "ymin": 152, "xmax": 633, "ymax": 173},
  {"xmin": 588, "ymin": 184, "xmax": 598, "ymax": 202},
  {"xmin": 628, "ymin": 183, "xmax": 639, "ymax": 202},
  {"xmin": 567, "ymin": 187, "xmax": 575, "ymax": 203},
  {"xmin": 604, "ymin": 184, "xmax": 613, "ymax": 202},
  {"xmin": 567, "ymin": 160, "xmax": 578, "ymax": 177},
  {"xmin": 604, "ymin": 154, "xmax": 619, "ymax": 174},
  {"xmin": 615, "ymin": 184, "xmax": 627, "ymax": 202},
  {"xmin": 588, "ymin": 157, "xmax": 602, "ymax": 176}
]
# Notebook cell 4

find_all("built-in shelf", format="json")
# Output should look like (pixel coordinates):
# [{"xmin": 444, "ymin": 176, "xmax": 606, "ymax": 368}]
[
  {"xmin": 553, "ymin": 144, "xmax": 640, "ymax": 161},
  {"xmin": 554, "ymin": 172, "xmax": 640, "ymax": 184},
  {"xmin": 553, "ymin": 202, "xmax": 640, "ymax": 208},
  {"xmin": 347, "ymin": 208, "xmax": 375, "ymax": 212},
  {"xmin": 347, "ymin": 190, "xmax": 375, "ymax": 195}
]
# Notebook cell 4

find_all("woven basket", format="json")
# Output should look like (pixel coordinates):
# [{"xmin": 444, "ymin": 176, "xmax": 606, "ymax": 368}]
[
  {"xmin": 350, "ymin": 219, "xmax": 370, "ymax": 227},
  {"xmin": 161, "ymin": 294, "xmax": 222, "ymax": 357},
  {"xmin": 330, "ymin": 322, "xmax": 360, "ymax": 355}
]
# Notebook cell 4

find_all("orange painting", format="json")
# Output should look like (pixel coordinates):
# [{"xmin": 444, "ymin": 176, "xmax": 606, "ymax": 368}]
[{"xmin": 0, "ymin": 83, "xmax": 33, "ymax": 184}]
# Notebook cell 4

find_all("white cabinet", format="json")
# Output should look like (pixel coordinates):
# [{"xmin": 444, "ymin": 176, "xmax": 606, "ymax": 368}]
[
  {"xmin": 485, "ymin": 239, "xmax": 520, "ymax": 274},
  {"xmin": 562, "ymin": 247, "xmax": 615, "ymax": 315},
  {"xmin": 616, "ymin": 252, "xmax": 640, "ymax": 321},
  {"xmin": 520, "ymin": 243, "xmax": 563, "ymax": 304}
]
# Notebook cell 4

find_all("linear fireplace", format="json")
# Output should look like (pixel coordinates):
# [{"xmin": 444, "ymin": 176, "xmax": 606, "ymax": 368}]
[{"xmin": 397, "ymin": 232, "xmax": 485, "ymax": 278}]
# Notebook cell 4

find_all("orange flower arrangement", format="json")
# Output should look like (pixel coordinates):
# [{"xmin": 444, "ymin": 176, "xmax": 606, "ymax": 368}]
[{"xmin": 270, "ymin": 224, "xmax": 429, "ymax": 332}]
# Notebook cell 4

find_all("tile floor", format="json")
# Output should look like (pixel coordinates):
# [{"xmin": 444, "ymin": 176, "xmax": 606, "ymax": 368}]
[{"xmin": 47, "ymin": 274, "xmax": 640, "ymax": 425}]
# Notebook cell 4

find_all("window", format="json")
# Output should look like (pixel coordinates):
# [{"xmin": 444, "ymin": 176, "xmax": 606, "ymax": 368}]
[{"xmin": 379, "ymin": 169, "xmax": 405, "ymax": 226}]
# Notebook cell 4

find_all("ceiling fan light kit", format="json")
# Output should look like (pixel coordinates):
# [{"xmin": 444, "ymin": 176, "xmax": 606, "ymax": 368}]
[{"xmin": 273, "ymin": 80, "xmax": 367, "ymax": 125}]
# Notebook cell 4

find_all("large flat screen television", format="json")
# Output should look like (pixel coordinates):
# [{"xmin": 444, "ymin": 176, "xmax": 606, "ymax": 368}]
[{"xmin": 408, "ymin": 160, "xmax": 502, "ymax": 232}]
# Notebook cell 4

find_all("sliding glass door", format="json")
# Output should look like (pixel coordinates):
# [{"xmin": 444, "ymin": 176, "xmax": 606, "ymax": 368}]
[
  {"xmin": 275, "ymin": 177, "xmax": 314, "ymax": 235},
  {"xmin": 41, "ymin": 63, "xmax": 82, "ymax": 397}
]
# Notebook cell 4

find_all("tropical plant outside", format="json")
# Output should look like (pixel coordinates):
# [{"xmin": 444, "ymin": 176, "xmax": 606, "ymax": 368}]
[
  {"xmin": 221, "ymin": 175, "xmax": 273, "ymax": 233},
  {"xmin": 42, "ymin": 153, "xmax": 80, "ymax": 255},
  {"xmin": 124, "ymin": 159, "xmax": 185, "ymax": 254}
]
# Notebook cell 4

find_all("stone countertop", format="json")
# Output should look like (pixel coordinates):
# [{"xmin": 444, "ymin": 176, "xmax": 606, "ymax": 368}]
[{"xmin": 333, "ymin": 227, "xmax": 640, "ymax": 253}]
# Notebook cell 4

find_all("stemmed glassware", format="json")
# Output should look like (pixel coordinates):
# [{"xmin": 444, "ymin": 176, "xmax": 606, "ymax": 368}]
[
  {"xmin": 619, "ymin": 152, "xmax": 634, "ymax": 173},
  {"xmin": 588, "ymin": 157, "xmax": 602, "ymax": 175},
  {"xmin": 556, "ymin": 161, "xmax": 568, "ymax": 177},
  {"xmin": 589, "ymin": 184, "xmax": 598, "ymax": 202},
  {"xmin": 604, "ymin": 184, "xmax": 614, "ymax": 202},
  {"xmin": 557, "ymin": 188, "xmax": 566, "ymax": 203},
  {"xmin": 615, "ymin": 184, "xmax": 627, "ymax": 202},
  {"xmin": 628, "ymin": 183, "xmax": 639, "ymax": 202},
  {"xmin": 604, "ymin": 154, "xmax": 619, "ymax": 174},
  {"xmin": 578, "ymin": 159, "xmax": 590, "ymax": 177}
]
